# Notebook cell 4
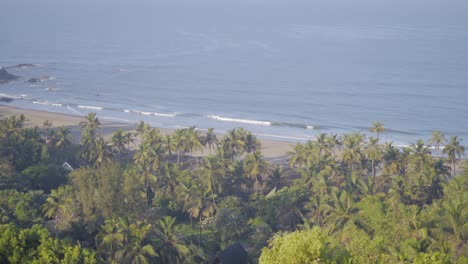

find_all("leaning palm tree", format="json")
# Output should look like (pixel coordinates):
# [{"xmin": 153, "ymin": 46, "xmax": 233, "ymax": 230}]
[
  {"xmin": 370, "ymin": 121, "xmax": 385, "ymax": 141},
  {"xmin": 429, "ymin": 131, "xmax": 447, "ymax": 155},
  {"xmin": 54, "ymin": 127, "xmax": 73, "ymax": 150},
  {"xmin": 155, "ymin": 216, "xmax": 190, "ymax": 264},
  {"xmin": 443, "ymin": 136, "xmax": 465, "ymax": 177}
]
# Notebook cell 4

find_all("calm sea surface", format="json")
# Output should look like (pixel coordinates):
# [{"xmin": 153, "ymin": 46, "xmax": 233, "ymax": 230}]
[{"xmin": 1, "ymin": 0, "xmax": 468, "ymax": 146}]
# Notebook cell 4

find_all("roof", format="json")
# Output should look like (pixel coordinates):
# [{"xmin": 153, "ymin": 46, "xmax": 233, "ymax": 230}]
[{"xmin": 212, "ymin": 243, "xmax": 249, "ymax": 264}]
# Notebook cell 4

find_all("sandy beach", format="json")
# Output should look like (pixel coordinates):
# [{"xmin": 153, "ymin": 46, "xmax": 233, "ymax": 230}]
[{"xmin": 0, "ymin": 105, "xmax": 294, "ymax": 160}]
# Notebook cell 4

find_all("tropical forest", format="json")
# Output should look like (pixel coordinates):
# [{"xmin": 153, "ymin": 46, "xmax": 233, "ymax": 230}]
[{"xmin": 0, "ymin": 114, "xmax": 466, "ymax": 264}]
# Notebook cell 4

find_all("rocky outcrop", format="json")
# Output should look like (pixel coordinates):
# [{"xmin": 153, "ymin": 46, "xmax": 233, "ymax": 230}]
[
  {"xmin": 28, "ymin": 77, "xmax": 41, "ymax": 83},
  {"xmin": 0, "ymin": 68, "xmax": 19, "ymax": 84},
  {"xmin": 7, "ymin": 63, "xmax": 35, "ymax": 69}
]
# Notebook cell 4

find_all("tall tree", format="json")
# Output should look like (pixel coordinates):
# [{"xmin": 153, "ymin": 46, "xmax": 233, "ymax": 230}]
[
  {"xmin": 429, "ymin": 131, "xmax": 446, "ymax": 155},
  {"xmin": 155, "ymin": 216, "xmax": 190, "ymax": 264},
  {"xmin": 443, "ymin": 136, "xmax": 465, "ymax": 177},
  {"xmin": 370, "ymin": 121, "xmax": 385, "ymax": 141}
]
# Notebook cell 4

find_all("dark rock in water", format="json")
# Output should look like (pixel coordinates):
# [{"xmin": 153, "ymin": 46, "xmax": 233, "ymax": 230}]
[
  {"xmin": 7, "ymin": 63, "xmax": 35, "ymax": 69},
  {"xmin": 0, "ymin": 68, "xmax": 20, "ymax": 84},
  {"xmin": 28, "ymin": 77, "xmax": 41, "ymax": 83},
  {"xmin": 0, "ymin": 97, "xmax": 14, "ymax": 103}
]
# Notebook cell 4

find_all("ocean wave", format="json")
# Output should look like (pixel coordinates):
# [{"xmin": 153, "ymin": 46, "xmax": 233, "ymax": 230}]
[
  {"xmin": 32, "ymin": 100, "xmax": 62, "ymax": 107},
  {"xmin": 0, "ymin": 93, "xmax": 23, "ymax": 99},
  {"xmin": 123, "ymin": 109, "xmax": 176, "ymax": 117},
  {"xmin": 78, "ymin": 105, "xmax": 103, "ymax": 110},
  {"xmin": 208, "ymin": 115, "xmax": 272, "ymax": 126},
  {"xmin": 257, "ymin": 133, "xmax": 309, "ymax": 141}
]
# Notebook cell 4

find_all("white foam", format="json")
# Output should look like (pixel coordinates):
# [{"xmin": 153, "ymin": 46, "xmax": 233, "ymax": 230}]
[
  {"xmin": 33, "ymin": 101, "xmax": 62, "ymax": 107},
  {"xmin": 0, "ymin": 93, "xmax": 22, "ymax": 99},
  {"xmin": 208, "ymin": 115, "xmax": 271, "ymax": 126},
  {"xmin": 153, "ymin": 112, "xmax": 176, "ymax": 117},
  {"xmin": 67, "ymin": 105, "xmax": 82, "ymax": 115},
  {"xmin": 123, "ymin": 109, "xmax": 175, "ymax": 117},
  {"xmin": 306, "ymin": 125, "xmax": 314, "ymax": 129},
  {"xmin": 78, "ymin": 105, "xmax": 103, "ymax": 110}
]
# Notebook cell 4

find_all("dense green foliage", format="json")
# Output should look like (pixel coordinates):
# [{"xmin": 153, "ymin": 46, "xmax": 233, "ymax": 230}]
[{"xmin": 0, "ymin": 113, "xmax": 466, "ymax": 263}]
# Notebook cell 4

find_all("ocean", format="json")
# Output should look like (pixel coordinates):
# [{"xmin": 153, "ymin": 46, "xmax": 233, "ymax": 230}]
[{"xmin": 1, "ymin": 0, "xmax": 468, "ymax": 147}]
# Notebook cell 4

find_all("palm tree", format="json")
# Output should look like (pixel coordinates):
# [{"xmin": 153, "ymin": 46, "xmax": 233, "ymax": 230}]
[
  {"xmin": 80, "ymin": 112, "xmax": 101, "ymax": 138},
  {"xmin": 408, "ymin": 139, "xmax": 432, "ymax": 176},
  {"xmin": 201, "ymin": 156, "xmax": 225, "ymax": 206},
  {"xmin": 244, "ymin": 150, "xmax": 270, "ymax": 194},
  {"xmin": 303, "ymin": 194, "xmax": 331, "ymax": 227},
  {"xmin": 112, "ymin": 129, "xmax": 127, "ymax": 156},
  {"xmin": 382, "ymin": 142, "xmax": 401, "ymax": 176},
  {"xmin": 133, "ymin": 143, "xmax": 159, "ymax": 206},
  {"xmin": 370, "ymin": 121, "xmax": 385, "ymax": 141},
  {"xmin": 243, "ymin": 132, "xmax": 261, "ymax": 154},
  {"xmin": 266, "ymin": 165, "xmax": 288, "ymax": 191},
  {"xmin": 155, "ymin": 216, "xmax": 190, "ymax": 264},
  {"xmin": 91, "ymin": 137, "xmax": 113, "ymax": 167},
  {"xmin": 316, "ymin": 133, "xmax": 330, "ymax": 156},
  {"xmin": 365, "ymin": 137, "xmax": 382, "ymax": 179},
  {"xmin": 203, "ymin": 128, "xmax": 218, "ymax": 153},
  {"xmin": 98, "ymin": 218, "xmax": 124, "ymax": 262},
  {"xmin": 325, "ymin": 190, "xmax": 359, "ymax": 234},
  {"xmin": 118, "ymin": 221, "xmax": 157, "ymax": 264},
  {"xmin": 443, "ymin": 136, "xmax": 465, "ymax": 177},
  {"xmin": 429, "ymin": 131, "xmax": 446, "ymax": 155},
  {"xmin": 125, "ymin": 131, "xmax": 136, "ymax": 151},
  {"xmin": 42, "ymin": 186, "xmax": 72, "ymax": 235},
  {"xmin": 342, "ymin": 133, "xmax": 364, "ymax": 175},
  {"xmin": 326, "ymin": 134, "xmax": 342, "ymax": 159},
  {"xmin": 136, "ymin": 121, "xmax": 150, "ymax": 138},
  {"xmin": 42, "ymin": 119, "xmax": 53, "ymax": 140},
  {"xmin": 53, "ymin": 127, "xmax": 73, "ymax": 149}
]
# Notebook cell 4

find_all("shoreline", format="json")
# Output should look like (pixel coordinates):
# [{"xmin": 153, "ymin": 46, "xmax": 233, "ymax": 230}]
[{"xmin": 0, "ymin": 104, "xmax": 294, "ymax": 160}]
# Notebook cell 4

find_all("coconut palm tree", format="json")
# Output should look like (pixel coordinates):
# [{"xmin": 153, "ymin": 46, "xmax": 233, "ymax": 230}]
[
  {"xmin": 443, "ymin": 136, "xmax": 465, "ymax": 177},
  {"xmin": 125, "ymin": 131, "xmax": 136, "ymax": 152},
  {"xmin": 97, "ymin": 218, "xmax": 124, "ymax": 262},
  {"xmin": 111, "ymin": 129, "xmax": 127, "ymax": 156},
  {"xmin": 92, "ymin": 137, "xmax": 113, "ymax": 167},
  {"xmin": 201, "ymin": 156, "xmax": 225, "ymax": 206},
  {"xmin": 42, "ymin": 186, "xmax": 73, "ymax": 235},
  {"xmin": 408, "ymin": 139, "xmax": 432, "ymax": 176},
  {"xmin": 53, "ymin": 127, "xmax": 73, "ymax": 150},
  {"xmin": 80, "ymin": 112, "xmax": 101, "ymax": 138},
  {"xmin": 365, "ymin": 137, "xmax": 382, "ymax": 179},
  {"xmin": 342, "ymin": 133, "xmax": 364, "ymax": 175},
  {"xmin": 370, "ymin": 121, "xmax": 385, "ymax": 141},
  {"xmin": 325, "ymin": 190, "xmax": 359, "ymax": 234},
  {"xmin": 266, "ymin": 165, "xmax": 288, "ymax": 191},
  {"xmin": 243, "ymin": 132, "xmax": 261, "ymax": 154},
  {"xmin": 117, "ymin": 221, "xmax": 157, "ymax": 264},
  {"xmin": 244, "ymin": 150, "xmax": 270, "ymax": 194},
  {"xmin": 42, "ymin": 119, "xmax": 53, "ymax": 140},
  {"xmin": 382, "ymin": 142, "xmax": 401, "ymax": 176},
  {"xmin": 155, "ymin": 216, "xmax": 190, "ymax": 264},
  {"xmin": 326, "ymin": 134, "xmax": 342, "ymax": 159},
  {"xmin": 203, "ymin": 128, "xmax": 218, "ymax": 153},
  {"xmin": 136, "ymin": 121, "xmax": 150, "ymax": 138},
  {"xmin": 429, "ymin": 131, "xmax": 446, "ymax": 155}
]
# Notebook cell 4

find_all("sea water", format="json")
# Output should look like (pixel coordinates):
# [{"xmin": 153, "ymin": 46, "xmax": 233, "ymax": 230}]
[{"xmin": 1, "ymin": 0, "xmax": 468, "ymax": 147}]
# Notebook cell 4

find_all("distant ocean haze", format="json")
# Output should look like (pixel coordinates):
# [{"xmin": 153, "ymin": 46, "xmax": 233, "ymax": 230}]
[{"xmin": 1, "ymin": 0, "xmax": 467, "ymax": 147}]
